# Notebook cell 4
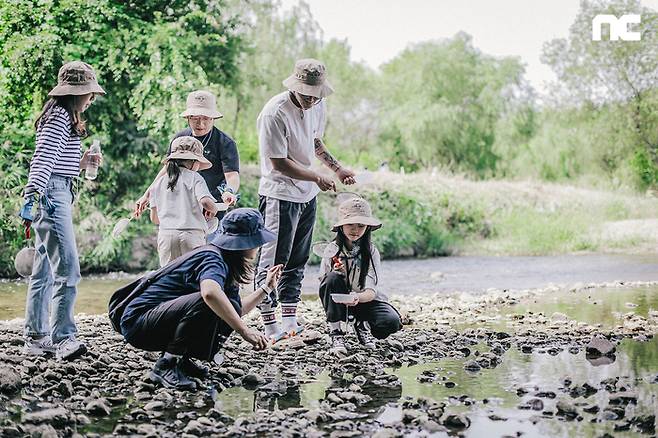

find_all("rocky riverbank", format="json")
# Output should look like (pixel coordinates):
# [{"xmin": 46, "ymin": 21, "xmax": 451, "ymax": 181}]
[{"xmin": 1, "ymin": 282, "xmax": 657, "ymax": 437}]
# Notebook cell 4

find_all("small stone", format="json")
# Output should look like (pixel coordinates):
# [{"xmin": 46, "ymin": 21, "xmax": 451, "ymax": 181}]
[
  {"xmin": 0, "ymin": 367, "xmax": 21, "ymax": 395},
  {"xmin": 184, "ymin": 419, "xmax": 203, "ymax": 435},
  {"xmin": 463, "ymin": 361, "xmax": 481, "ymax": 372},
  {"xmin": 85, "ymin": 399, "xmax": 111, "ymax": 417},
  {"xmin": 556, "ymin": 401, "xmax": 578, "ymax": 419},
  {"xmin": 608, "ymin": 391, "xmax": 637, "ymax": 406},
  {"xmin": 443, "ymin": 413, "xmax": 470, "ymax": 429},
  {"xmin": 242, "ymin": 373, "xmax": 264, "ymax": 387},
  {"xmin": 144, "ymin": 401, "xmax": 165, "ymax": 411}
]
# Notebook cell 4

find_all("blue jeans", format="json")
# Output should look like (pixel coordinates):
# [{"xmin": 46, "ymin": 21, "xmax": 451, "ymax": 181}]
[{"xmin": 24, "ymin": 175, "xmax": 81, "ymax": 343}]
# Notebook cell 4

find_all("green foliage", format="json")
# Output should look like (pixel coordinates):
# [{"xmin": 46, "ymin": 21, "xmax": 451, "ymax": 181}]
[
  {"xmin": 377, "ymin": 33, "xmax": 533, "ymax": 176},
  {"xmin": 0, "ymin": 0, "xmax": 245, "ymax": 276}
]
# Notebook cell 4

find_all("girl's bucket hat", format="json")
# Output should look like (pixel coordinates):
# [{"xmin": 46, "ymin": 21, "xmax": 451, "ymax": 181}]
[
  {"xmin": 210, "ymin": 208, "xmax": 277, "ymax": 250},
  {"xmin": 332, "ymin": 197, "xmax": 382, "ymax": 232},
  {"xmin": 48, "ymin": 61, "xmax": 106, "ymax": 97},
  {"xmin": 283, "ymin": 58, "xmax": 334, "ymax": 99},
  {"xmin": 180, "ymin": 90, "xmax": 223, "ymax": 119},
  {"xmin": 164, "ymin": 136, "xmax": 212, "ymax": 170}
]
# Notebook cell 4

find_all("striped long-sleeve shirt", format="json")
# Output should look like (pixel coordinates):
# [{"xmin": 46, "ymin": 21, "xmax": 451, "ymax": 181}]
[{"xmin": 24, "ymin": 106, "xmax": 81, "ymax": 195}]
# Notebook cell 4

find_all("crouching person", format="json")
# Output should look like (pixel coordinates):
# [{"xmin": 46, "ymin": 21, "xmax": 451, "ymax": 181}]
[
  {"xmin": 109, "ymin": 208, "xmax": 282, "ymax": 390},
  {"xmin": 318, "ymin": 197, "xmax": 402, "ymax": 355}
]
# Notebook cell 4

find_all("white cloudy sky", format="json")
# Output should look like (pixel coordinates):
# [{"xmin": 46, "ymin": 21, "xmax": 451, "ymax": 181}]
[{"xmin": 280, "ymin": 0, "xmax": 658, "ymax": 95}]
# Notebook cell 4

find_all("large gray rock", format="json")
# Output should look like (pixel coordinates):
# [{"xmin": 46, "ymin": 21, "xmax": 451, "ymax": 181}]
[
  {"xmin": 23, "ymin": 407, "xmax": 73, "ymax": 428},
  {"xmin": 586, "ymin": 335, "xmax": 616, "ymax": 356}
]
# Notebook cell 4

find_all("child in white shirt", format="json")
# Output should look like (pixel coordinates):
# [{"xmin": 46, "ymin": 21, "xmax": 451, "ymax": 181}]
[{"xmin": 150, "ymin": 136, "xmax": 217, "ymax": 266}]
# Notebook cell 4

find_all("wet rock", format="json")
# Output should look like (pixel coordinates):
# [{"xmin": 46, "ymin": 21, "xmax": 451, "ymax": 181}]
[
  {"xmin": 587, "ymin": 354, "xmax": 616, "ymax": 366},
  {"xmin": 23, "ymin": 407, "xmax": 73, "ymax": 428},
  {"xmin": 556, "ymin": 401, "xmax": 578, "ymax": 419},
  {"xmin": 535, "ymin": 391, "xmax": 556, "ymax": 399},
  {"xmin": 57, "ymin": 379, "xmax": 74, "ymax": 398},
  {"xmin": 144, "ymin": 401, "xmax": 165, "ymax": 411},
  {"xmin": 386, "ymin": 339, "xmax": 404, "ymax": 351},
  {"xmin": 608, "ymin": 391, "xmax": 637, "ymax": 406},
  {"xmin": 569, "ymin": 383, "xmax": 597, "ymax": 398},
  {"xmin": 630, "ymin": 415, "xmax": 655, "ymax": 433},
  {"xmin": 442, "ymin": 413, "xmax": 470, "ymax": 430},
  {"xmin": 0, "ymin": 426, "xmax": 22, "ymax": 438},
  {"xmin": 518, "ymin": 398, "xmax": 544, "ymax": 411},
  {"xmin": 0, "ymin": 367, "xmax": 21, "ymax": 395},
  {"xmin": 464, "ymin": 360, "xmax": 482, "ymax": 372},
  {"xmin": 488, "ymin": 414, "xmax": 508, "ymax": 421},
  {"xmin": 602, "ymin": 407, "xmax": 625, "ymax": 421},
  {"xmin": 444, "ymin": 381, "xmax": 456, "ymax": 388},
  {"xmin": 184, "ymin": 419, "xmax": 203, "ymax": 435},
  {"xmin": 242, "ymin": 373, "xmax": 264, "ymax": 387},
  {"xmin": 582, "ymin": 405, "xmax": 600, "ymax": 414},
  {"xmin": 586, "ymin": 335, "xmax": 616, "ymax": 357},
  {"xmin": 85, "ymin": 399, "xmax": 111, "ymax": 416},
  {"xmin": 22, "ymin": 424, "xmax": 59, "ymax": 438}
]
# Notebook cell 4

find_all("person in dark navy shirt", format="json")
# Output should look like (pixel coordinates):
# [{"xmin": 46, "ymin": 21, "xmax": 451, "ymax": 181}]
[
  {"xmin": 119, "ymin": 208, "xmax": 283, "ymax": 391},
  {"xmin": 134, "ymin": 90, "xmax": 240, "ymax": 218}
]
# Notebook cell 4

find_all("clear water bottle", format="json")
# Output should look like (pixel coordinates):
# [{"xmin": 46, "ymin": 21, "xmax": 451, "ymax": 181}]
[{"xmin": 85, "ymin": 140, "xmax": 101, "ymax": 180}]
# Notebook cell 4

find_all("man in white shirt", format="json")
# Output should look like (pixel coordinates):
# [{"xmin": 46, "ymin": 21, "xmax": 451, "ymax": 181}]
[{"xmin": 255, "ymin": 58, "xmax": 355, "ymax": 339}]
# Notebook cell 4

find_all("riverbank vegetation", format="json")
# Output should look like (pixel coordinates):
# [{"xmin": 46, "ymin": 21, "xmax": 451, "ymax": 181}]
[{"xmin": 1, "ymin": 0, "xmax": 656, "ymax": 276}]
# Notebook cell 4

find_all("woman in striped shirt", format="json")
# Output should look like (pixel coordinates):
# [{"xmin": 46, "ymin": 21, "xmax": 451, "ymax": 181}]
[{"xmin": 19, "ymin": 61, "xmax": 106, "ymax": 361}]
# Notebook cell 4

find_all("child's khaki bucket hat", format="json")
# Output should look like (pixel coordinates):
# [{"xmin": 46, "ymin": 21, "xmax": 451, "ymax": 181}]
[
  {"xmin": 332, "ymin": 197, "xmax": 382, "ymax": 232},
  {"xmin": 165, "ymin": 136, "xmax": 212, "ymax": 170}
]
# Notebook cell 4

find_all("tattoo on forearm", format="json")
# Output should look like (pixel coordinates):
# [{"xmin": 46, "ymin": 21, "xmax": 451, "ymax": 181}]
[{"xmin": 314, "ymin": 138, "xmax": 340, "ymax": 171}]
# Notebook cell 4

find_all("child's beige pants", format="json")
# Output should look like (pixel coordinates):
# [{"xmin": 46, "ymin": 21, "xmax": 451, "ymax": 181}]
[{"xmin": 157, "ymin": 229, "xmax": 206, "ymax": 267}]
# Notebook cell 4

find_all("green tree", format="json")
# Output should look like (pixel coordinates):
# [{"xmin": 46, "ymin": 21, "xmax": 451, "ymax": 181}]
[
  {"xmin": 541, "ymin": 0, "xmax": 658, "ymax": 187},
  {"xmin": 377, "ymin": 32, "xmax": 531, "ymax": 176},
  {"xmin": 0, "ymin": 0, "xmax": 246, "ymax": 275}
]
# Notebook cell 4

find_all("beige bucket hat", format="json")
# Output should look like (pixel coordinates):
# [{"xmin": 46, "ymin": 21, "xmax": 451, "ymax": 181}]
[
  {"xmin": 180, "ymin": 90, "xmax": 223, "ymax": 119},
  {"xmin": 48, "ymin": 61, "xmax": 106, "ymax": 97},
  {"xmin": 332, "ymin": 197, "xmax": 382, "ymax": 232},
  {"xmin": 283, "ymin": 58, "xmax": 334, "ymax": 99},
  {"xmin": 165, "ymin": 136, "xmax": 212, "ymax": 170}
]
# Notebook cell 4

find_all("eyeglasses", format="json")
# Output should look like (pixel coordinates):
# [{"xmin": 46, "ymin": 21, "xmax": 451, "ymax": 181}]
[{"xmin": 188, "ymin": 116, "xmax": 213, "ymax": 123}]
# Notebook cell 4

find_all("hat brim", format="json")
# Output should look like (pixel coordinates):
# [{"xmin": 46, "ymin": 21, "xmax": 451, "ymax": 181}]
[
  {"xmin": 180, "ymin": 108, "xmax": 223, "ymax": 119},
  {"xmin": 332, "ymin": 216, "xmax": 382, "ymax": 232},
  {"xmin": 283, "ymin": 76, "xmax": 334, "ymax": 98},
  {"xmin": 48, "ymin": 83, "xmax": 106, "ymax": 97},
  {"xmin": 210, "ymin": 228, "xmax": 277, "ymax": 251},
  {"xmin": 164, "ymin": 151, "xmax": 212, "ymax": 171}
]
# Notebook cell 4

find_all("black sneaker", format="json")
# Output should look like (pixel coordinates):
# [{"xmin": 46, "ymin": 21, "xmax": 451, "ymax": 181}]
[
  {"xmin": 180, "ymin": 357, "xmax": 209, "ymax": 379},
  {"xmin": 149, "ymin": 357, "xmax": 197, "ymax": 391},
  {"xmin": 329, "ymin": 330, "xmax": 348, "ymax": 356},
  {"xmin": 355, "ymin": 321, "xmax": 376, "ymax": 350}
]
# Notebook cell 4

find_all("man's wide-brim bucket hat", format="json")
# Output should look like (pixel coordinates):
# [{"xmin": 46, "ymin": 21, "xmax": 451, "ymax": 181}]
[
  {"xmin": 180, "ymin": 90, "xmax": 223, "ymax": 119},
  {"xmin": 210, "ymin": 208, "xmax": 277, "ymax": 250},
  {"xmin": 164, "ymin": 136, "xmax": 212, "ymax": 171},
  {"xmin": 48, "ymin": 61, "xmax": 106, "ymax": 97},
  {"xmin": 283, "ymin": 58, "xmax": 334, "ymax": 99},
  {"xmin": 332, "ymin": 196, "xmax": 382, "ymax": 232}
]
